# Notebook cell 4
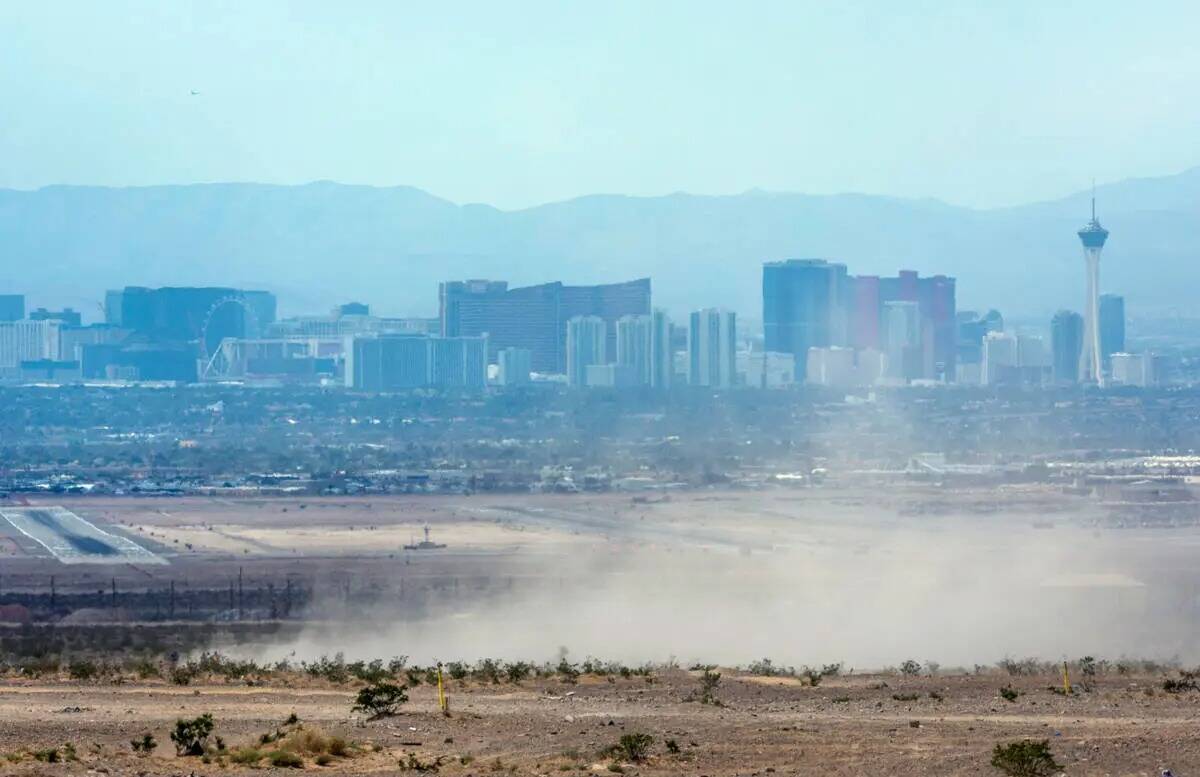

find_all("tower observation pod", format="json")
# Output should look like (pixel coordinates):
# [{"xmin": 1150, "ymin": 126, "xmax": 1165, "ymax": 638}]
[{"xmin": 1078, "ymin": 196, "xmax": 1109, "ymax": 385}]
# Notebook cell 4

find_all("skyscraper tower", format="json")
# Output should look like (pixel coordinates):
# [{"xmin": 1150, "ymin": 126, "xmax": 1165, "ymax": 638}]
[{"xmin": 1077, "ymin": 196, "xmax": 1109, "ymax": 385}]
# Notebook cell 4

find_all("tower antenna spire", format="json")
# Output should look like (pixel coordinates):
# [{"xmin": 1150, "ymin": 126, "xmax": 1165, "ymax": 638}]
[{"xmin": 1091, "ymin": 179, "xmax": 1096, "ymax": 221}]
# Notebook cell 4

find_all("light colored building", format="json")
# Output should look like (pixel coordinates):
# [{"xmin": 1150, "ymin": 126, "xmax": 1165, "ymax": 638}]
[
  {"xmin": 496, "ymin": 347, "xmax": 532, "ymax": 386},
  {"xmin": 981, "ymin": 331, "xmax": 1017, "ymax": 385},
  {"xmin": 616, "ymin": 314, "xmax": 653, "ymax": 386},
  {"xmin": 585, "ymin": 363, "xmax": 640, "ymax": 388},
  {"xmin": 688, "ymin": 308, "xmax": 736, "ymax": 388},
  {"xmin": 566, "ymin": 316, "xmax": 607, "ymax": 387},
  {"xmin": 805, "ymin": 347, "xmax": 885, "ymax": 387},
  {"xmin": 346, "ymin": 333, "xmax": 487, "ymax": 391},
  {"xmin": 650, "ymin": 309, "xmax": 672, "ymax": 389},
  {"xmin": 882, "ymin": 301, "xmax": 921, "ymax": 381},
  {"xmin": 738, "ymin": 350, "xmax": 797, "ymax": 389},
  {"xmin": 0, "ymin": 320, "xmax": 61, "ymax": 372},
  {"xmin": 1110, "ymin": 352, "xmax": 1159, "ymax": 387}
]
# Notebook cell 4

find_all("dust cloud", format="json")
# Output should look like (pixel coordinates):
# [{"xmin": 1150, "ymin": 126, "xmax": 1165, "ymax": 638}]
[{"xmin": 262, "ymin": 514, "xmax": 1200, "ymax": 670}]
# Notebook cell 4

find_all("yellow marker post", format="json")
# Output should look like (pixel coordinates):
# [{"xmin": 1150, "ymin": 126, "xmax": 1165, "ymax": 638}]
[
  {"xmin": 1061, "ymin": 661, "xmax": 1071, "ymax": 696},
  {"xmin": 437, "ymin": 662, "xmax": 448, "ymax": 715}
]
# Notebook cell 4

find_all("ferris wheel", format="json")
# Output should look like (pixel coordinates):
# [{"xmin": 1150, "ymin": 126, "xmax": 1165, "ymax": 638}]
[{"xmin": 198, "ymin": 296, "xmax": 262, "ymax": 380}]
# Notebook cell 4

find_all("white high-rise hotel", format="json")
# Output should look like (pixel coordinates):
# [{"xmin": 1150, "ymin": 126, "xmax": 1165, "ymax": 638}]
[{"xmin": 1078, "ymin": 197, "xmax": 1110, "ymax": 385}]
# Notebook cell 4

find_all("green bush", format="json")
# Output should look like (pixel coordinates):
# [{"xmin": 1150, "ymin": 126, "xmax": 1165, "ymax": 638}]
[
  {"xmin": 170, "ymin": 713, "xmax": 214, "ymax": 756},
  {"xmin": 613, "ymin": 733, "xmax": 653, "ymax": 763},
  {"xmin": 698, "ymin": 669, "xmax": 721, "ymax": 705},
  {"xmin": 353, "ymin": 682, "xmax": 408, "ymax": 719},
  {"xmin": 130, "ymin": 733, "xmax": 157, "ymax": 755},
  {"xmin": 269, "ymin": 750, "xmax": 304, "ymax": 768},
  {"xmin": 990, "ymin": 739, "xmax": 1062, "ymax": 777}
]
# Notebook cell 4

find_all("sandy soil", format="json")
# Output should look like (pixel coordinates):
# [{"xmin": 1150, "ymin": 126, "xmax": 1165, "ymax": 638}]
[{"xmin": 0, "ymin": 669, "xmax": 1196, "ymax": 776}]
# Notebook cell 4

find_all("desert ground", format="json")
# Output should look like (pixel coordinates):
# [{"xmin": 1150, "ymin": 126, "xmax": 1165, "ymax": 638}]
[{"xmin": 1, "ymin": 664, "xmax": 1198, "ymax": 776}]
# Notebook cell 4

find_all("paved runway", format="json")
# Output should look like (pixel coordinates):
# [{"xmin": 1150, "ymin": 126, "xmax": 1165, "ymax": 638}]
[{"xmin": 0, "ymin": 506, "xmax": 165, "ymax": 565}]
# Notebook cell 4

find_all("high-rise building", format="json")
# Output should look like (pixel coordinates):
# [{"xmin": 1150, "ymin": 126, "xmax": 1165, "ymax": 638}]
[
  {"xmin": 616, "ymin": 314, "xmax": 653, "ymax": 386},
  {"xmin": 429, "ymin": 335, "xmax": 489, "ymax": 389},
  {"xmin": 763, "ymin": 259, "xmax": 849, "ymax": 381},
  {"xmin": 688, "ymin": 308, "xmax": 736, "ymax": 388},
  {"xmin": 1111, "ymin": 352, "xmax": 1154, "ymax": 387},
  {"xmin": 0, "ymin": 320, "xmax": 61, "ymax": 371},
  {"xmin": 981, "ymin": 331, "xmax": 1017, "ymax": 386},
  {"xmin": 739, "ymin": 351, "xmax": 798, "ymax": 389},
  {"xmin": 0, "ymin": 295, "xmax": 25, "ymax": 322},
  {"xmin": 346, "ymin": 333, "xmax": 487, "ymax": 391},
  {"xmin": 1051, "ymin": 311, "xmax": 1084, "ymax": 384},
  {"xmin": 805, "ymin": 347, "xmax": 884, "ymax": 387},
  {"xmin": 650, "ymin": 309, "xmax": 672, "ymax": 389},
  {"xmin": 882, "ymin": 301, "xmax": 921, "ymax": 381},
  {"xmin": 849, "ymin": 275, "xmax": 881, "ymax": 350},
  {"xmin": 1099, "ymin": 293, "xmax": 1125, "ymax": 371},
  {"xmin": 566, "ymin": 316, "xmax": 607, "ymax": 387},
  {"xmin": 440, "ymin": 278, "xmax": 650, "ymax": 374},
  {"xmin": 103, "ymin": 290, "xmax": 124, "ymax": 326},
  {"xmin": 496, "ymin": 347, "xmax": 532, "ymax": 386},
  {"xmin": 1077, "ymin": 198, "xmax": 1110, "ymax": 384},
  {"xmin": 119, "ymin": 287, "xmax": 276, "ymax": 347}
]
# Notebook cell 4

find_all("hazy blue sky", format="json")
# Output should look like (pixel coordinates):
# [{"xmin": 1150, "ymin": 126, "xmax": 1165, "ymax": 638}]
[{"xmin": 3, "ymin": 0, "xmax": 1199, "ymax": 209}]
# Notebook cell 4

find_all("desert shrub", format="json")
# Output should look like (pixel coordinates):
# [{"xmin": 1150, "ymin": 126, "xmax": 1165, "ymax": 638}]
[
  {"xmin": 505, "ymin": 661, "xmax": 532, "ymax": 683},
  {"xmin": 892, "ymin": 693, "xmax": 919, "ymax": 702},
  {"xmin": 303, "ymin": 654, "xmax": 350, "ymax": 684},
  {"xmin": 32, "ymin": 748, "xmax": 60, "ymax": 763},
  {"xmin": 316, "ymin": 753, "xmax": 334, "ymax": 766},
  {"xmin": 747, "ymin": 658, "xmax": 795, "ymax": 677},
  {"xmin": 665, "ymin": 739, "xmax": 680, "ymax": 754},
  {"xmin": 405, "ymin": 667, "xmax": 424, "ymax": 687},
  {"xmin": 613, "ymin": 733, "xmax": 653, "ymax": 763},
  {"xmin": 474, "ymin": 658, "xmax": 502, "ymax": 684},
  {"xmin": 170, "ymin": 713, "xmax": 215, "ymax": 756},
  {"xmin": 349, "ymin": 658, "xmax": 391, "ymax": 683},
  {"xmin": 999, "ymin": 685, "xmax": 1021, "ymax": 702},
  {"xmin": 990, "ymin": 739, "xmax": 1062, "ymax": 777},
  {"xmin": 169, "ymin": 663, "xmax": 198, "ymax": 686},
  {"xmin": 446, "ymin": 661, "xmax": 469, "ymax": 680},
  {"xmin": 388, "ymin": 656, "xmax": 409, "ymax": 674},
  {"xmin": 229, "ymin": 747, "xmax": 263, "ymax": 765},
  {"xmin": 269, "ymin": 750, "xmax": 304, "ymax": 768},
  {"xmin": 68, "ymin": 660, "xmax": 102, "ymax": 681},
  {"xmin": 399, "ymin": 752, "xmax": 446, "ymax": 771},
  {"xmin": 1078, "ymin": 656, "xmax": 1097, "ymax": 677},
  {"xmin": 929, "ymin": 690, "xmax": 944, "ymax": 701},
  {"xmin": 353, "ymin": 681, "xmax": 408, "ymax": 719},
  {"xmin": 328, "ymin": 737, "xmax": 349, "ymax": 757},
  {"xmin": 997, "ymin": 657, "xmax": 1043, "ymax": 677},
  {"xmin": 698, "ymin": 669, "xmax": 721, "ymax": 705},
  {"xmin": 899, "ymin": 659, "xmax": 922, "ymax": 677},
  {"xmin": 133, "ymin": 659, "xmax": 161, "ymax": 679},
  {"xmin": 1162, "ymin": 671, "xmax": 1198, "ymax": 693},
  {"xmin": 556, "ymin": 657, "xmax": 580, "ymax": 684},
  {"xmin": 130, "ymin": 733, "xmax": 157, "ymax": 755}
]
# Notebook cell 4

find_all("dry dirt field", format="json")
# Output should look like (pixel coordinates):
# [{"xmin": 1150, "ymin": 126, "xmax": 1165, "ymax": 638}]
[{"xmin": 1, "ymin": 668, "xmax": 1198, "ymax": 776}]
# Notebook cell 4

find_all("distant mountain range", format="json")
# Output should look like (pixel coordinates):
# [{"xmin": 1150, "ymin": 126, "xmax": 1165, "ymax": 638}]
[{"xmin": 2, "ymin": 169, "xmax": 1198, "ymax": 323}]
